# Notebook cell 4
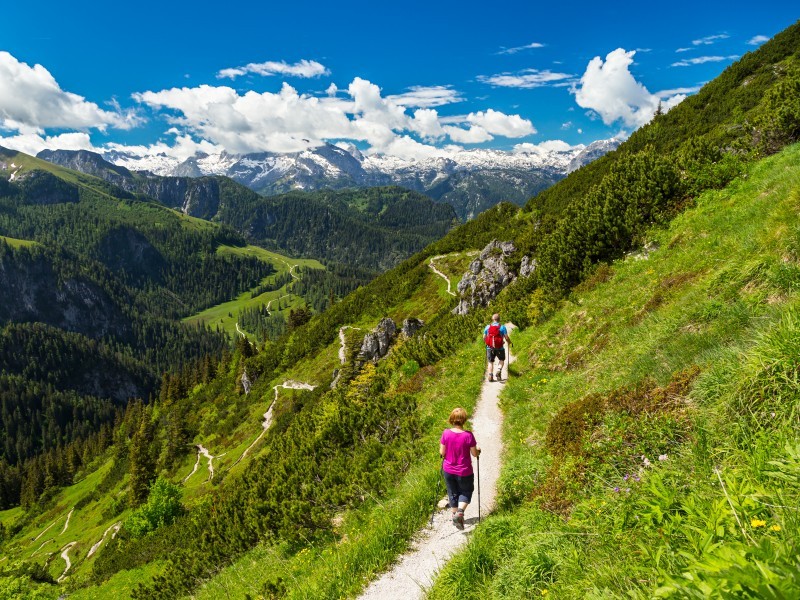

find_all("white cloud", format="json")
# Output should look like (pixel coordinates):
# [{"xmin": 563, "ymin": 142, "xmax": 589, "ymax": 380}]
[
  {"xmin": 656, "ymin": 85, "xmax": 703, "ymax": 97},
  {"xmin": 466, "ymin": 109, "xmax": 535, "ymax": 137},
  {"xmin": 0, "ymin": 131, "xmax": 95, "ymax": 156},
  {"xmin": 671, "ymin": 55, "xmax": 738, "ymax": 67},
  {"xmin": 513, "ymin": 139, "xmax": 579, "ymax": 154},
  {"xmin": 386, "ymin": 85, "xmax": 463, "ymax": 108},
  {"xmin": 478, "ymin": 69, "xmax": 575, "ymax": 89},
  {"xmin": 497, "ymin": 42, "xmax": 545, "ymax": 55},
  {"xmin": 0, "ymin": 51, "xmax": 135, "ymax": 134},
  {"xmin": 573, "ymin": 48, "xmax": 687, "ymax": 128},
  {"xmin": 747, "ymin": 35, "xmax": 770, "ymax": 46},
  {"xmin": 217, "ymin": 59, "xmax": 330, "ymax": 80},
  {"xmin": 444, "ymin": 125, "xmax": 493, "ymax": 144},
  {"xmin": 410, "ymin": 108, "xmax": 447, "ymax": 140},
  {"xmin": 561, "ymin": 121, "xmax": 573, "ymax": 130},
  {"xmin": 133, "ymin": 77, "xmax": 534, "ymax": 159},
  {"xmin": 692, "ymin": 34, "xmax": 729, "ymax": 46},
  {"xmin": 675, "ymin": 47, "xmax": 693, "ymax": 53},
  {"xmin": 104, "ymin": 134, "xmax": 222, "ymax": 162}
]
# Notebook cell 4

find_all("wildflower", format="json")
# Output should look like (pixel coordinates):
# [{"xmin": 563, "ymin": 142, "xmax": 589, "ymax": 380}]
[
  {"xmin": 623, "ymin": 474, "xmax": 630, "ymax": 481},
  {"xmin": 751, "ymin": 518, "xmax": 766, "ymax": 528},
  {"xmin": 625, "ymin": 488, "xmax": 631, "ymax": 493},
  {"xmin": 542, "ymin": 591, "xmax": 549, "ymax": 596},
  {"xmin": 770, "ymin": 524, "xmax": 781, "ymax": 532},
  {"xmin": 613, "ymin": 487, "xmax": 620, "ymax": 493},
  {"xmin": 642, "ymin": 455, "xmax": 651, "ymax": 468},
  {"xmin": 633, "ymin": 475, "xmax": 640, "ymax": 482},
  {"xmin": 658, "ymin": 454, "xmax": 668, "ymax": 461}
]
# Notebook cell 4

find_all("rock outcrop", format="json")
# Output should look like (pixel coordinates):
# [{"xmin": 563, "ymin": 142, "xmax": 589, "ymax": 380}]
[
  {"xmin": 453, "ymin": 240, "xmax": 517, "ymax": 315},
  {"xmin": 358, "ymin": 318, "xmax": 398, "ymax": 364},
  {"xmin": 520, "ymin": 255, "xmax": 537, "ymax": 278},
  {"xmin": 401, "ymin": 318, "xmax": 424, "ymax": 338}
]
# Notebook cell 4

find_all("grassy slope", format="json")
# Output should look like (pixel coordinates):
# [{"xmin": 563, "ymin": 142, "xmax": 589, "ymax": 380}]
[
  {"xmin": 184, "ymin": 244, "xmax": 326, "ymax": 339},
  {"xmin": 0, "ymin": 234, "xmax": 38, "ymax": 248},
  {"xmin": 0, "ymin": 244, "xmax": 474, "ymax": 597},
  {"xmin": 428, "ymin": 143, "xmax": 800, "ymax": 598}
]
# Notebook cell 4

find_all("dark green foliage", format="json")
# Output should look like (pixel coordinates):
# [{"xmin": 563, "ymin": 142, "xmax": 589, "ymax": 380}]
[
  {"xmin": 215, "ymin": 182, "xmax": 457, "ymax": 271},
  {"xmin": 534, "ymin": 149, "xmax": 682, "ymax": 292}
]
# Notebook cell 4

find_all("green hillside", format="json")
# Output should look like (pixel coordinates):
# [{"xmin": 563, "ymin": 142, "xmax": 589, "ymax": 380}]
[
  {"xmin": 0, "ymin": 19, "xmax": 798, "ymax": 600},
  {"xmin": 428, "ymin": 141, "xmax": 800, "ymax": 600}
]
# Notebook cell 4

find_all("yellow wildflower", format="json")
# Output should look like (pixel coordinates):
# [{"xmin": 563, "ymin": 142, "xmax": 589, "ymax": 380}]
[
  {"xmin": 541, "ymin": 591, "xmax": 549, "ymax": 596},
  {"xmin": 770, "ymin": 524, "xmax": 781, "ymax": 532},
  {"xmin": 751, "ymin": 518, "xmax": 766, "ymax": 528}
]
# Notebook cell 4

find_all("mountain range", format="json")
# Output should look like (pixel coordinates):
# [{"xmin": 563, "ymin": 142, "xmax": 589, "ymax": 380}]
[
  {"xmin": 2, "ymin": 19, "xmax": 800, "ymax": 600},
  {"xmin": 89, "ymin": 139, "xmax": 621, "ymax": 220}
]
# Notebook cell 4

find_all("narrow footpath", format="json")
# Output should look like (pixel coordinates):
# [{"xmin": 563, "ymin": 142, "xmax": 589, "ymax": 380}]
[
  {"xmin": 57, "ymin": 541, "xmax": 77, "ymax": 582},
  {"xmin": 428, "ymin": 256, "xmax": 457, "ymax": 297},
  {"xmin": 358, "ymin": 326, "xmax": 513, "ymax": 599}
]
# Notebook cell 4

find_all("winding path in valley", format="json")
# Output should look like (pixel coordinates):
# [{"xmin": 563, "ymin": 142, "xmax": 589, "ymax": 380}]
[
  {"xmin": 57, "ymin": 541, "xmax": 77, "ymax": 582},
  {"xmin": 60, "ymin": 508, "xmax": 74, "ymax": 534},
  {"xmin": 428, "ymin": 256, "xmax": 457, "ymax": 297},
  {"xmin": 87, "ymin": 522, "xmax": 121, "ymax": 558},
  {"xmin": 359, "ymin": 326, "xmax": 514, "ymax": 600},
  {"xmin": 265, "ymin": 293, "xmax": 292, "ymax": 316},
  {"xmin": 233, "ymin": 380, "xmax": 317, "ymax": 467}
]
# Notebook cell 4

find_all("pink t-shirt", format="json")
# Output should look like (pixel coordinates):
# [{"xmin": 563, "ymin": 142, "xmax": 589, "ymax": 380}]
[{"xmin": 440, "ymin": 429, "xmax": 477, "ymax": 476}]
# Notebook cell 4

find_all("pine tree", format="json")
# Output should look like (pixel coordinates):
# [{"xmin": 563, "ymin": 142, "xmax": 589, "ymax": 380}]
[{"xmin": 129, "ymin": 415, "xmax": 156, "ymax": 507}]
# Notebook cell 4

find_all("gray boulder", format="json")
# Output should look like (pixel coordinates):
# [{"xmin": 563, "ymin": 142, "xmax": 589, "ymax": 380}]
[
  {"xmin": 401, "ymin": 318, "xmax": 424, "ymax": 338},
  {"xmin": 453, "ymin": 240, "xmax": 517, "ymax": 315},
  {"xmin": 358, "ymin": 318, "xmax": 398, "ymax": 363},
  {"xmin": 520, "ymin": 255, "xmax": 537, "ymax": 278}
]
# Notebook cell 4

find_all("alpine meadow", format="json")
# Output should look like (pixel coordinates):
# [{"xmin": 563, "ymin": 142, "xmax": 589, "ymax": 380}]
[{"xmin": 1, "ymin": 7, "xmax": 799, "ymax": 600}]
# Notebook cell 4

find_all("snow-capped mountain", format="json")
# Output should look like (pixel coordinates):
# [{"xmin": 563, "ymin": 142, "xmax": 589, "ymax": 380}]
[{"xmin": 97, "ymin": 139, "xmax": 620, "ymax": 220}]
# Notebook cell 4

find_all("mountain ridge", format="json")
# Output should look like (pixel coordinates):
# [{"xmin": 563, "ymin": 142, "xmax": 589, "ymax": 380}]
[{"xmin": 93, "ymin": 139, "xmax": 621, "ymax": 219}]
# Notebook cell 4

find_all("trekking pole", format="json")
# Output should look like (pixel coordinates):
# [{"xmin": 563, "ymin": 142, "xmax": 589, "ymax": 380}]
[
  {"xmin": 477, "ymin": 454, "xmax": 481, "ymax": 524},
  {"xmin": 430, "ymin": 459, "xmax": 443, "ymax": 527}
]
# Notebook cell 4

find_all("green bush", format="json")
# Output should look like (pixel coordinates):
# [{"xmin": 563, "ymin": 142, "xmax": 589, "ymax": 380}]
[{"xmin": 123, "ymin": 477, "xmax": 183, "ymax": 538}]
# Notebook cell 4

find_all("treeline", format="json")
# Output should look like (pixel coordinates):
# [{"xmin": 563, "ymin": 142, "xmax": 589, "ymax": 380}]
[
  {"xmin": 215, "ymin": 181, "xmax": 457, "ymax": 271},
  {"xmin": 0, "ymin": 181, "xmax": 274, "ymax": 319},
  {"xmin": 508, "ymin": 24, "xmax": 800, "ymax": 307}
]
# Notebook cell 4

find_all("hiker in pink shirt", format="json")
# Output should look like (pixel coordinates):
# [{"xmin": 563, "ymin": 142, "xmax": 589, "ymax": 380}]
[{"xmin": 440, "ymin": 407, "xmax": 481, "ymax": 529}]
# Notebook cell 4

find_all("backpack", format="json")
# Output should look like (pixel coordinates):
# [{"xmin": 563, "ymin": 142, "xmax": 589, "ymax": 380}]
[{"xmin": 484, "ymin": 324, "xmax": 504, "ymax": 349}]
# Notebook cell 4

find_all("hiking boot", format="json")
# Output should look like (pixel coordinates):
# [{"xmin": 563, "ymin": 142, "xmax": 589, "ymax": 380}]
[
  {"xmin": 453, "ymin": 510, "xmax": 465, "ymax": 530},
  {"xmin": 496, "ymin": 370, "xmax": 502, "ymax": 381},
  {"xmin": 488, "ymin": 373, "xmax": 494, "ymax": 382}
]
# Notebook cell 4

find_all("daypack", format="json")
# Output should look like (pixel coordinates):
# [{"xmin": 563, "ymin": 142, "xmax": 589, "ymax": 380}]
[{"xmin": 484, "ymin": 324, "xmax": 504, "ymax": 349}]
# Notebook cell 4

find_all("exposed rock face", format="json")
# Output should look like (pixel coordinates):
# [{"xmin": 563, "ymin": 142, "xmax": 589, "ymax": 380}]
[
  {"xmin": 37, "ymin": 149, "xmax": 222, "ymax": 219},
  {"xmin": 401, "ymin": 318, "xmax": 424, "ymax": 338},
  {"xmin": 240, "ymin": 369, "xmax": 251, "ymax": 395},
  {"xmin": 453, "ymin": 240, "xmax": 517, "ymax": 315},
  {"xmin": 358, "ymin": 318, "xmax": 398, "ymax": 363},
  {"xmin": 520, "ymin": 255, "xmax": 537, "ymax": 278}
]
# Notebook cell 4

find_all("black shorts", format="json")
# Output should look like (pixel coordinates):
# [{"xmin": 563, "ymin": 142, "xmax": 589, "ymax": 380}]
[
  {"xmin": 442, "ymin": 470, "xmax": 474, "ymax": 506},
  {"xmin": 486, "ymin": 347, "xmax": 506, "ymax": 362}
]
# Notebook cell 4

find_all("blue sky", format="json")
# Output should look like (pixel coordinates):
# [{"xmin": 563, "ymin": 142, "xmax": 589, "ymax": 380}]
[{"xmin": 0, "ymin": 1, "xmax": 796, "ymax": 160}]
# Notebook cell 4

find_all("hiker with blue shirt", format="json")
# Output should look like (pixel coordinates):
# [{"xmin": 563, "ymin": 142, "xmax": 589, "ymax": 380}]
[{"xmin": 483, "ymin": 313, "xmax": 511, "ymax": 382}]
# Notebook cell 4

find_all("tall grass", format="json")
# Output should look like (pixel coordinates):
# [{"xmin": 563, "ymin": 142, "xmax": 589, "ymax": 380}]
[{"xmin": 428, "ymin": 144, "xmax": 800, "ymax": 599}]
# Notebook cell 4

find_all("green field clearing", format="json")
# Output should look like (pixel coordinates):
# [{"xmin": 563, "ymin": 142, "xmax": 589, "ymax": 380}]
[
  {"xmin": 184, "ymin": 245, "xmax": 325, "ymax": 338},
  {"xmin": 0, "ymin": 234, "xmax": 38, "ymax": 248}
]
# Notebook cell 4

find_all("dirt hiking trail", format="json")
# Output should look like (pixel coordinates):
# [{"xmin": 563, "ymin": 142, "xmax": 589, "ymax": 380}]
[{"xmin": 359, "ymin": 325, "xmax": 513, "ymax": 599}]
